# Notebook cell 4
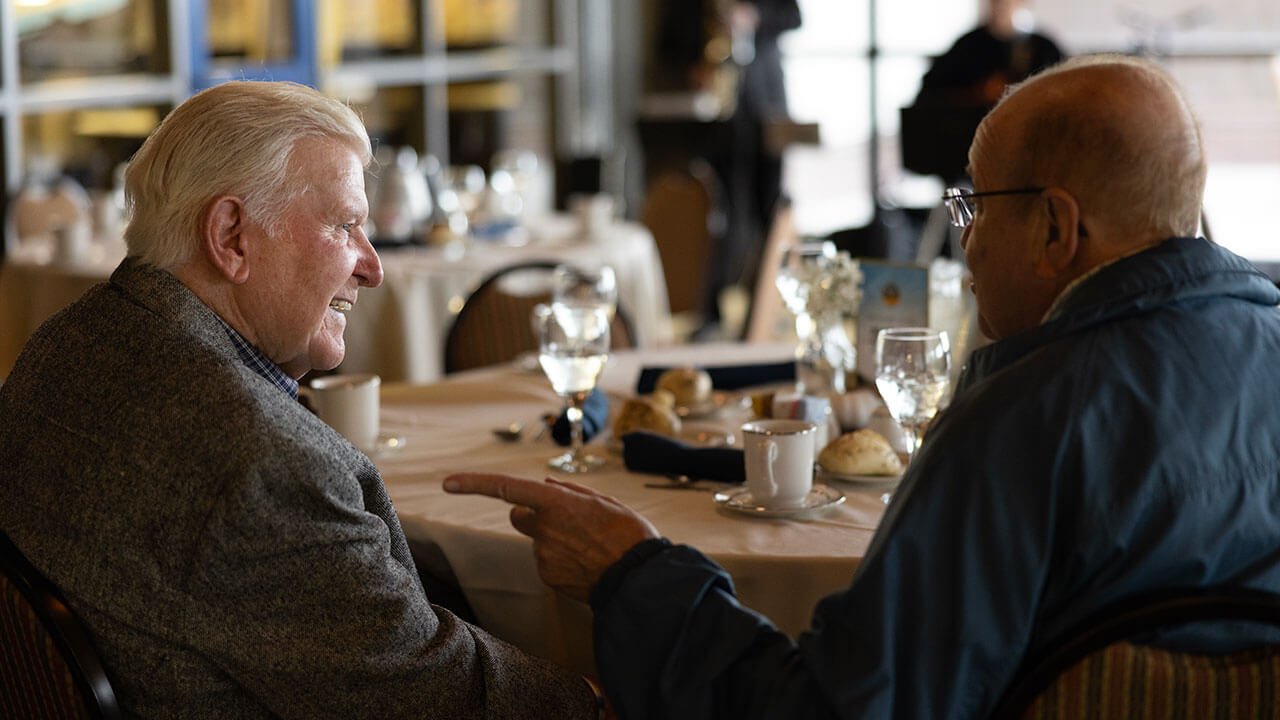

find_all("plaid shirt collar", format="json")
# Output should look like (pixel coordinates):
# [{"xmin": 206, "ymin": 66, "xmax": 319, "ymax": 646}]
[{"xmin": 215, "ymin": 318, "xmax": 300, "ymax": 400}]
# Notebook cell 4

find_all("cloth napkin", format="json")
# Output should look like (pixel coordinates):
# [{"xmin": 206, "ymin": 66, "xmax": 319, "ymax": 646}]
[
  {"xmin": 551, "ymin": 388, "xmax": 610, "ymax": 446},
  {"xmin": 634, "ymin": 361, "xmax": 796, "ymax": 394},
  {"xmin": 621, "ymin": 431, "xmax": 746, "ymax": 484}
]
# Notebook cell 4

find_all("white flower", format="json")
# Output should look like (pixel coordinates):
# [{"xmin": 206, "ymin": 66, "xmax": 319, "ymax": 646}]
[{"xmin": 799, "ymin": 250, "xmax": 863, "ymax": 320}]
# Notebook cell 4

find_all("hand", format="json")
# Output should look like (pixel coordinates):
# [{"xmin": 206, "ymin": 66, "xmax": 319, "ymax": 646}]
[{"xmin": 443, "ymin": 473, "xmax": 661, "ymax": 603}]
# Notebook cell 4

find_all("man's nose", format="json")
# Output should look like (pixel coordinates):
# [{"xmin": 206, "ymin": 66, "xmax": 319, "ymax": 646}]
[{"xmin": 355, "ymin": 230, "xmax": 384, "ymax": 288}]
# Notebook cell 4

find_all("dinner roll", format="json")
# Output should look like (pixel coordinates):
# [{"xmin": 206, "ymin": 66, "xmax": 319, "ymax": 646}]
[
  {"xmin": 612, "ymin": 396, "xmax": 681, "ymax": 438},
  {"xmin": 818, "ymin": 429, "xmax": 904, "ymax": 476},
  {"xmin": 650, "ymin": 389, "xmax": 676, "ymax": 410},
  {"xmin": 655, "ymin": 366, "xmax": 713, "ymax": 407}
]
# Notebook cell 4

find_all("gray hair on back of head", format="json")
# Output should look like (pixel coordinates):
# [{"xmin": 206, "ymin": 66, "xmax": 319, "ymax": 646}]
[
  {"xmin": 1000, "ymin": 54, "xmax": 1207, "ymax": 239},
  {"xmin": 123, "ymin": 81, "xmax": 371, "ymax": 270}
]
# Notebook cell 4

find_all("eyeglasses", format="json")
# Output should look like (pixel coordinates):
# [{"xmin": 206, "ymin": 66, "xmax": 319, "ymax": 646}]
[{"xmin": 943, "ymin": 186, "xmax": 1045, "ymax": 227}]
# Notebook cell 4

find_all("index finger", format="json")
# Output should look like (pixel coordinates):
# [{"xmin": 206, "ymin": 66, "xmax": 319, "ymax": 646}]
[{"xmin": 443, "ymin": 472, "xmax": 560, "ymax": 509}]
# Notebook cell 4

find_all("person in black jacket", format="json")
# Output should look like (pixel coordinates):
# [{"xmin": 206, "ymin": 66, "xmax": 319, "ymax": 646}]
[{"xmin": 918, "ymin": 0, "xmax": 1064, "ymax": 106}]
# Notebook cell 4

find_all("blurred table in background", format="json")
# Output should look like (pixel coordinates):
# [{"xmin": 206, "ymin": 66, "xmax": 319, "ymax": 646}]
[
  {"xmin": 0, "ymin": 214, "xmax": 673, "ymax": 383},
  {"xmin": 338, "ymin": 214, "xmax": 674, "ymax": 383},
  {"xmin": 0, "ymin": 241, "xmax": 124, "ymax": 380}
]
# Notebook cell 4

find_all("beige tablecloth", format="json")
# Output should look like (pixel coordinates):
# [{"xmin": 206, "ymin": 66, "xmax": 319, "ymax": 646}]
[{"xmin": 373, "ymin": 342, "xmax": 888, "ymax": 675}]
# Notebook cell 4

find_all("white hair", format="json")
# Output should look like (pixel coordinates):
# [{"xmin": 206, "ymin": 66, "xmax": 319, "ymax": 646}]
[{"xmin": 123, "ymin": 81, "xmax": 371, "ymax": 269}]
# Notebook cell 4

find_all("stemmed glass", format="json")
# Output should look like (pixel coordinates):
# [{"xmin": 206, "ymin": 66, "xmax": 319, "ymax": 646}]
[
  {"xmin": 874, "ymin": 327, "xmax": 952, "ymax": 465},
  {"xmin": 534, "ymin": 302, "xmax": 611, "ymax": 472},
  {"xmin": 552, "ymin": 264, "xmax": 617, "ymax": 322}
]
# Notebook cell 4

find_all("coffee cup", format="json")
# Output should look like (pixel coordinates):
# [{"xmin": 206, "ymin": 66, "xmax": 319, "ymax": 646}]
[
  {"xmin": 304, "ymin": 373, "xmax": 381, "ymax": 451},
  {"xmin": 569, "ymin": 193, "xmax": 615, "ymax": 240},
  {"xmin": 742, "ymin": 419, "xmax": 818, "ymax": 509}
]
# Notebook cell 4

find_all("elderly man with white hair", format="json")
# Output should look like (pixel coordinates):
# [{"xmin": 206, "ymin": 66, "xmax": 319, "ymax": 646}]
[
  {"xmin": 447, "ymin": 55, "xmax": 1280, "ymax": 718},
  {"xmin": 0, "ymin": 81, "xmax": 600, "ymax": 719}
]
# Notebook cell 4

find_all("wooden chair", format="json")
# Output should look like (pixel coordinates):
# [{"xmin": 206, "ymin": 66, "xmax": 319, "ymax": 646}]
[
  {"xmin": 1, "ymin": 531, "xmax": 121, "ymax": 720},
  {"xmin": 640, "ymin": 165, "xmax": 718, "ymax": 323},
  {"xmin": 744, "ymin": 199, "xmax": 797, "ymax": 344},
  {"xmin": 443, "ymin": 261, "xmax": 635, "ymax": 374},
  {"xmin": 992, "ymin": 587, "xmax": 1280, "ymax": 720}
]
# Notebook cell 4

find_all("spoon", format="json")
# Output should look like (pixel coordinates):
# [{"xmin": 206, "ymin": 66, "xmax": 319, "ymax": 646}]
[
  {"xmin": 644, "ymin": 475, "xmax": 713, "ymax": 491},
  {"xmin": 492, "ymin": 422, "xmax": 524, "ymax": 442}
]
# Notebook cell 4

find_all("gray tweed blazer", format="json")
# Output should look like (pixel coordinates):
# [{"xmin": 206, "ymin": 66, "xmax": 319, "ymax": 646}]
[{"xmin": 0, "ymin": 258, "xmax": 592, "ymax": 719}]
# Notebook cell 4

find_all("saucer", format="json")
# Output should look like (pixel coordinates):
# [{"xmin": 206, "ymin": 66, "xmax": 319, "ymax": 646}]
[
  {"xmin": 815, "ymin": 466, "xmax": 903, "ymax": 487},
  {"xmin": 713, "ymin": 484, "xmax": 846, "ymax": 518},
  {"xmin": 363, "ymin": 433, "xmax": 406, "ymax": 458}
]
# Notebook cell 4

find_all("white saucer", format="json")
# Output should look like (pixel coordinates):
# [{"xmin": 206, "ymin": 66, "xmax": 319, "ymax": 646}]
[
  {"xmin": 815, "ymin": 466, "xmax": 903, "ymax": 487},
  {"xmin": 363, "ymin": 433, "xmax": 406, "ymax": 458},
  {"xmin": 713, "ymin": 484, "xmax": 846, "ymax": 518}
]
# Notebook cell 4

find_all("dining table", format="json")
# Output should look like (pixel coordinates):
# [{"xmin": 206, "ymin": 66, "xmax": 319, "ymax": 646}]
[
  {"xmin": 372, "ymin": 341, "xmax": 892, "ymax": 676},
  {"xmin": 336, "ymin": 214, "xmax": 674, "ymax": 384},
  {"xmin": 0, "ymin": 213, "xmax": 673, "ymax": 383}
]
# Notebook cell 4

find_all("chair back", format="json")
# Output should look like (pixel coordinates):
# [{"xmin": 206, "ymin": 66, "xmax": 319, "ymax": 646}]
[
  {"xmin": 443, "ymin": 261, "xmax": 635, "ymax": 374},
  {"xmin": 640, "ymin": 165, "xmax": 717, "ymax": 318},
  {"xmin": 0, "ymin": 531, "xmax": 120, "ymax": 720},
  {"xmin": 744, "ymin": 199, "xmax": 796, "ymax": 343},
  {"xmin": 993, "ymin": 587, "xmax": 1280, "ymax": 720}
]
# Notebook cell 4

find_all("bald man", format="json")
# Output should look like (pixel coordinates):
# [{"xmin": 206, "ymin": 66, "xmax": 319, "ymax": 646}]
[{"xmin": 447, "ymin": 55, "xmax": 1280, "ymax": 718}]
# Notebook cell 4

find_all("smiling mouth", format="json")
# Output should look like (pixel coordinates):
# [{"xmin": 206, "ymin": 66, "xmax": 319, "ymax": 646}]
[{"xmin": 329, "ymin": 299, "xmax": 353, "ymax": 312}]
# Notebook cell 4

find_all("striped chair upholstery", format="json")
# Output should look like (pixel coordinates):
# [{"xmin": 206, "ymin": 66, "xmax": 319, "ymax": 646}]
[
  {"xmin": 444, "ymin": 261, "xmax": 635, "ymax": 374},
  {"xmin": 0, "ymin": 531, "xmax": 120, "ymax": 720},
  {"xmin": 1022, "ymin": 641, "xmax": 1280, "ymax": 719},
  {"xmin": 995, "ymin": 589, "xmax": 1280, "ymax": 720}
]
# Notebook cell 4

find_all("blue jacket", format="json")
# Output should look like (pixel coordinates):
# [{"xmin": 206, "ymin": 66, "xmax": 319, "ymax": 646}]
[{"xmin": 591, "ymin": 237, "xmax": 1280, "ymax": 719}]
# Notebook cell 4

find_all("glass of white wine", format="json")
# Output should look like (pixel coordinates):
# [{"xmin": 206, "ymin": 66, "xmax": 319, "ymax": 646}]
[
  {"xmin": 874, "ymin": 327, "xmax": 952, "ymax": 465},
  {"xmin": 535, "ymin": 302, "xmax": 611, "ymax": 473},
  {"xmin": 552, "ymin": 264, "xmax": 617, "ymax": 323}
]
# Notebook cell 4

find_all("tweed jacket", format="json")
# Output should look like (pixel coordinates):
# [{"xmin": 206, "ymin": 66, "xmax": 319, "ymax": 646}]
[{"xmin": 0, "ymin": 258, "xmax": 592, "ymax": 719}]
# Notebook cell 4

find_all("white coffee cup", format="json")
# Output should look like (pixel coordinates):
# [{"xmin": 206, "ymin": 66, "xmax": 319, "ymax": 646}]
[
  {"xmin": 742, "ymin": 419, "xmax": 818, "ymax": 509},
  {"xmin": 569, "ymin": 193, "xmax": 615, "ymax": 240},
  {"xmin": 305, "ymin": 373, "xmax": 381, "ymax": 451}
]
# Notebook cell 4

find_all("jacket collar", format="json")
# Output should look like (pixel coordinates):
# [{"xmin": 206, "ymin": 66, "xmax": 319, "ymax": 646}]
[
  {"xmin": 958, "ymin": 237, "xmax": 1279, "ymax": 393},
  {"xmin": 108, "ymin": 256, "xmax": 240, "ymax": 364}
]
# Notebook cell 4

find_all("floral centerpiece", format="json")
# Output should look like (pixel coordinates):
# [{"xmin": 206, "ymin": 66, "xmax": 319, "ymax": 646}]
[{"xmin": 776, "ymin": 244, "xmax": 863, "ymax": 394}]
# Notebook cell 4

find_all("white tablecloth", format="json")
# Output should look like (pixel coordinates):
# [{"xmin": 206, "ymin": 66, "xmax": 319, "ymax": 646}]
[
  {"xmin": 338, "ymin": 215, "xmax": 674, "ymax": 383},
  {"xmin": 373, "ymin": 342, "xmax": 888, "ymax": 675}
]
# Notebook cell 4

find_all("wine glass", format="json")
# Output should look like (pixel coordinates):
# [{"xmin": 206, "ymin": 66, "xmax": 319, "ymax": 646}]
[
  {"xmin": 874, "ymin": 327, "xmax": 952, "ymax": 465},
  {"xmin": 552, "ymin": 264, "xmax": 617, "ymax": 322},
  {"xmin": 535, "ymin": 302, "xmax": 611, "ymax": 472}
]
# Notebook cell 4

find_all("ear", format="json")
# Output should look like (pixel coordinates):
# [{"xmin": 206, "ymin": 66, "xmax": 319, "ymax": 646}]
[
  {"xmin": 1036, "ymin": 188, "xmax": 1082, "ymax": 277},
  {"xmin": 202, "ymin": 195, "xmax": 251, "ymax": 284}
]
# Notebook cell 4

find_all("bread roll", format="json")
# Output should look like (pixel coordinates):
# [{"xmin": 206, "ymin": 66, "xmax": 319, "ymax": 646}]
[
  {"xmin": 612, "ymin": 396, "xmax": 681, "ymax": 438},
  {"xmin": 818, "ymin": 429, "xmax": 904, "ymax": 476},
  {"xmin": 655, "ymin": 366, "xmax": 713, "ymax": 407}
]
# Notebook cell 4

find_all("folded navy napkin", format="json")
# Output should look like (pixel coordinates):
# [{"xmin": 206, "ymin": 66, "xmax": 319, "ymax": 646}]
[
  {"xmin": 621, "ymin": 431, "xmax": 746, "ymax": 484},
  {"xmin": 552, "ymin": 388, "xmax": 610, "ymax": 446},
  {"xmin": 635, "ymin": 361, "xmax": 796, "ymax": 394}
]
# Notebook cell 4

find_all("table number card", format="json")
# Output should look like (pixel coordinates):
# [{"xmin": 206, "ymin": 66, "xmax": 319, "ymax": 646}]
[{"xmin": 856, "ymin": 260, "xmax": 930, "ymax": 382}]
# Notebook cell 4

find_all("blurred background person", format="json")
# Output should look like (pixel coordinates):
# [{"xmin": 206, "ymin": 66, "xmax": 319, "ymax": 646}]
[{"xmin": 916, "ymin": 0, "xmax": 1064, "ymax": 106}]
